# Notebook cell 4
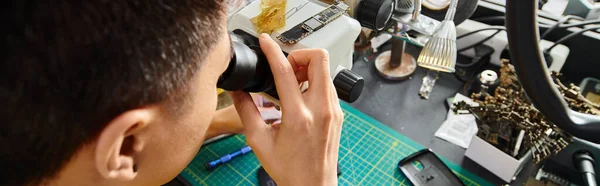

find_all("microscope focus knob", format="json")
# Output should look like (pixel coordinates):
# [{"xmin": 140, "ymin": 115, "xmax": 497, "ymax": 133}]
[
  {"xmin": 355, "ymin": 0, "xmax": 395, "ymax": 31},
  {"xmin": 334, "ymin": 69, "xmax": 364, "ymax": 103}
]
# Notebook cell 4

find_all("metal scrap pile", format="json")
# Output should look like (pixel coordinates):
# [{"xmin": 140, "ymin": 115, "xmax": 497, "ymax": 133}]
[{"xmin": 454, "ymin": 60, "xmax": 599, "ymax": 163}]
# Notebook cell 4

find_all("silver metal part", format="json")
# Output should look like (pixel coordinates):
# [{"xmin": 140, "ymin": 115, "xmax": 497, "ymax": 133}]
[
  {"xmin": 304, "ymin": 18, "xmax": 323, "ymax": 30},
  {"xmin": 444, "ymin": 0, "xmax": 458, "ymax": 21},
  {"xmin": 335, "ymin": 2, "xmax": 349, "ymax": 10},
  {"xmin": 314, "ymin": 14, "xmax": 323, "ymax": 22},
  {"xmin": 393, "ymin": 14, "xmax": 440, "ymax": 35},
  {"xmin": 479, "ymin": 70, "xmax": 498, "ymax": 85},
  {"xmin": 412, "ymin": 0, "xmax": 422, "ymax": 21},
  {"xmin": 418, "ymin": 70, "xmax": 439, "ymax": 99}
]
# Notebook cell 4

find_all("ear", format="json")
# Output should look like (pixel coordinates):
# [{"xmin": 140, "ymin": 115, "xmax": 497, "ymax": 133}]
[{"xmin": 94, "ymin": 108, "xmax": 155, "ymax": 181}]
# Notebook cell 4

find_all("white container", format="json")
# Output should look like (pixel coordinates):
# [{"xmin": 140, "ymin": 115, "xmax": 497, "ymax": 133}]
[
  {"xmin": 465, "ymin": 136, "xmax": 532, "ymax": 183},
  {"xmin": 228, "ymin": 0, "xmax": 362, "ymax": 77}
]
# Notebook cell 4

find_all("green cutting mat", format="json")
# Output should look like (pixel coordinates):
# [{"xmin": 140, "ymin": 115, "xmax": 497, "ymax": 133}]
[{"xmin": 181, "ymin": 102, "xmax": 493, "ymax": 186}]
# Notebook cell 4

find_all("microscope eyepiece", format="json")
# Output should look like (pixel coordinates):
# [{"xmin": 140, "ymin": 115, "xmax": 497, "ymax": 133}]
[
  {"xmin": 217, "ymin": 41, "xmax": 275, "ymax": 93},
  {"xmin": 217, "ymin": 30, "xmax": 364, "ymax": 103}
]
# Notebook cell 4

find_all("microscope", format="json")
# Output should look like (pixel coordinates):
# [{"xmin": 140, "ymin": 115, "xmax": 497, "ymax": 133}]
[
  {"xmin": 221, "ymin": 0, "xmax": 458, "ymax": 103},
  {"xmin": 219, "ymin": 0, "xmax": 480, "ymax": 101},
  {"xmin": 220, "ymin": 0, "xmax": 374, "ymax": 103}
]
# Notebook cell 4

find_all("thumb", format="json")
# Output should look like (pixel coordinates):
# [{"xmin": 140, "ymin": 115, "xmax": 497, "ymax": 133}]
[{"xmin": 228, "ymin": 91, "xmax": 270, "ymax": 144}]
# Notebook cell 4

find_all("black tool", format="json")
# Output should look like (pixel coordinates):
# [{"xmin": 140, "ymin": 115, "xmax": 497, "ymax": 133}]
[
  {"xmin": 257, "ymin": 164, "xmax": 341, "ymax": 186},
  {"xmin": 574, "ymin": 151, "xmax": 597, "ymax": 186},
  {"xmin": 219, "ymin": 30, "xmax": 364, "ymax": 103},
  {"xmin": 355, "ymin": 0, "xmax": 395, "ymax": 31},
  {"xmin": 398, "ymin": 149, "xmax": 464, "ymax": 186}
]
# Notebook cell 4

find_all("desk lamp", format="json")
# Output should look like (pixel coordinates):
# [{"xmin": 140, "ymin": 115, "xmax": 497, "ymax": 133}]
[
  {"xmin": 416, "ymin": 0, "xmax": 458, "ymax": 73},
  {"xmin": 417, "ymin": 0, "xmax": 458, "ymax": 73},
  {"xmin": 416, "ymin": 0, "xmax": 458, "ymax": 99}
]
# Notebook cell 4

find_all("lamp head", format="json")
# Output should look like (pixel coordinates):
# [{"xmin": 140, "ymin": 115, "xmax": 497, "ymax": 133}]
[{"xmin": 416, "ymin": 20, "xmax": 457, "ymax": 73}]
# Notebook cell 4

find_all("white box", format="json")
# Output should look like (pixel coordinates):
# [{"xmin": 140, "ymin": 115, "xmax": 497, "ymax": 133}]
[{"xmin": 465, "ymin": 136, "xmax": 532, "ymax": 183}]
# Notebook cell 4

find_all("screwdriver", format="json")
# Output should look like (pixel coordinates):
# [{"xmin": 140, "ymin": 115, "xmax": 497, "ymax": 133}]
[{"xmin": 205, "ymin": 145, "xmax": 252, "ymax": 170}]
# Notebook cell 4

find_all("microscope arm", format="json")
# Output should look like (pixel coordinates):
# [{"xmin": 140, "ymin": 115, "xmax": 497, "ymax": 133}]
[{"xmin": 505, "ymin": 0, "xmax": 600, "ymax": 143}]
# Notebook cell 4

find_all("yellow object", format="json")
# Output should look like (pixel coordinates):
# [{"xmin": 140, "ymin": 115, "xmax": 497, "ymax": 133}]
[
  {"xmin": 217, "ymin": 88, "xmax": 225, "ymax": 95},
  {"xmin": 586, "ymin": 92, "xmax": 600, "ymax": 104},
  {"xmin": 251, "ymin": 0, "xmax": 286, "ymax": 34}
]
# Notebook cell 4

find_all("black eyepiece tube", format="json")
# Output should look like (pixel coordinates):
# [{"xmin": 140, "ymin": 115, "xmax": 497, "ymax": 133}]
[
  {"xmin": 217, "ymin": 41, "xmax": 275, "ymax": 93},
  {"xmin": 218, "ymin": 31, "xmax": 364, "ymax": 103}
]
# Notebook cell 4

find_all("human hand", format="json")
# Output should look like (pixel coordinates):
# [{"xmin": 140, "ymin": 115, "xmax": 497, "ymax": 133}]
[{"xmin": 230, "ymin": 33, "xmax": 343, "ymax": 186}]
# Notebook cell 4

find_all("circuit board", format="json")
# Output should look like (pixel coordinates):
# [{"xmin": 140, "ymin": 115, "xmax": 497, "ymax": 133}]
[
  {"xmin": 180, "ymin": 102, "xmax": 492, "ymax": 186},
  {"xmin": 276, "ymin": 3, "xmax": 349, "ymax": 44}
]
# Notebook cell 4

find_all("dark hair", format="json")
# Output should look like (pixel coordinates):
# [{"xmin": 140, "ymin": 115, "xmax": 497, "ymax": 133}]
[{"xmin": 0, "ymin": 1, "xmax": 225, "ymax": 185}]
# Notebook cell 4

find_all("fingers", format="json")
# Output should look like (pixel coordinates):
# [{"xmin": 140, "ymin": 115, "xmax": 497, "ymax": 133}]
[
  {"xmin": 325, "ymin": 98, "xmax": 343, "ymax": 163},
  {"xmin": 286, "ymin": 49, "xmax": 332, "ymax": 91},
  {"xmin": 329, "ymin": 80, "xmax": 340, "ymax": 105},
  {"xmin": 295, "ymin": 67, "xmax": 308, "ymax": 83},
  {"xmin": 229, "ymin": 91, "xmax": 269, "ymax": 142},
  {"xmin": 258, "ymin": 34, "xmax": 303, "ymax": 111}
]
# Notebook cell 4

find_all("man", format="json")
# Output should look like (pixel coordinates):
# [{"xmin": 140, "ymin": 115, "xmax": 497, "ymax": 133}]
[{"xmin": 1, "ymin": 1, "xmax": 343, "ymax": 185}]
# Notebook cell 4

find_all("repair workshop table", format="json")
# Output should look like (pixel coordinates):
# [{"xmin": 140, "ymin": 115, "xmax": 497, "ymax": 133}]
[
  {"xmin": 166, "ymin": 43, "xmax": 536, "ymax": 186},
  {"xmin": 348, "ymin": 43, "xmax": 535, "ymax": 185}
]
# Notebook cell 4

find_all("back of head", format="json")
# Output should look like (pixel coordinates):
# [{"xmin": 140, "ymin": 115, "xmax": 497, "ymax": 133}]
[{"xmin": 0, "ymin": 0, "xmax": 225, "ymax": 185}]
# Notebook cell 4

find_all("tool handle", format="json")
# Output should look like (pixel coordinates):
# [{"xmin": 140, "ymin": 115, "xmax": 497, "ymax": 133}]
[
  {"xmin": 205, "ymin": 146, "xmax": 253, "ymax": 170},
  {"xmin": 241, "ymin": 146, "xmax": 252, "ymax": 154}
]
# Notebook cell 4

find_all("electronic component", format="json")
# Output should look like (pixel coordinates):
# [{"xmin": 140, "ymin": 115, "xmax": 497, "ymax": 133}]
[
  {"xmin": 452, "ymin": 60, "xmax": 597, "ymax": 163},
  {"xmin": 418, "ymin": 70, "xmax": 439, "ymax": 99},
  {"xmin": 277, "ymin": 3, "xmax": 349, "ymax": 44},
  {"xmin": 554, "ymin": 74, "xmax": 600, "ymax": 115}
]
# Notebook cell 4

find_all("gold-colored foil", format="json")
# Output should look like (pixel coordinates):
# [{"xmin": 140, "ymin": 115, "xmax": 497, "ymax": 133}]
[{"xmin": 251, "ymin": 0, "xmax": 287, "ymax": 34}]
